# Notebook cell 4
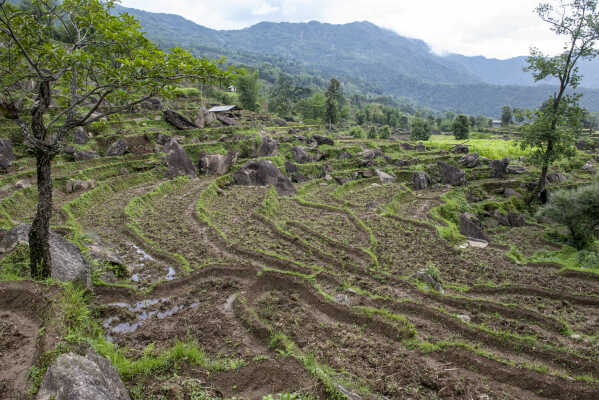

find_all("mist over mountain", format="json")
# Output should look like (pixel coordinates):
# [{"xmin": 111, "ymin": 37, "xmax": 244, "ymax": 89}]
[{"xmin": 115, "ymin": 5, "xmax": 599, "ymax": 116}]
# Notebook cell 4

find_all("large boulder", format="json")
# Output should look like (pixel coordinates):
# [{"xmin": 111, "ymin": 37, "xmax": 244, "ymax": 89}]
[
  {"xmin": 0, "ymin": 138, "xmax": 15, "ymax": 171},
  {"xmin": 215, "ymin": 113, "xmax": 240, "ymax": 126},
  {"xmin": 459, "ymin": 213, "xmax": 488, "ymax": 241},
  {"xmin": 413, "ymin": 171, "xmax": 431, "ymax": 190},
  {"xmin": 156, "ymin": 133, "xmax": 172, "ymax": 146},
  {"xmin": 0, "ymin": 224, "xmax": 91, "ymax": 286},
  {"xmin": 256, "ymin": 135, "xmax": 279, "ymax": 157},
  {"xmin": 375, "ymin": 169, "xmax": 395, "ymax": 184},
  {"xmin": 312, "ymin": 134, "xmax": 334, "ymax": 146},
  {"xmin": 73, "ymin": 127, "xmax": 90, "ymax": 145},
  {"xmin": 165, "ymin": 140, "xmax": 196, "ymax": 178},
  {"xmin": 163, "ymin": 110, "xmax": 196, "ymax": 130},
  {"xmin": 290, "ymin": 146, "xmax": 312, "ymax": 164},
  {"xmin": 37, "ymin": 349, "xmax": 130, "ymax": 400},
  {"xmin": 437, "ymin": 161, "xmax": 466, "ymax": 186},
  {"xmin": 198, "ymin": 151, "xmax": 238, "ymax": 176},
  {"xmin": 66, "ymin": 179, "xmax": 96, "ymax": 194},
  {"xmin": 360, "ymin": 149, "xmax": 384, "ymax": 160},
  {"xmin": 73, "ymin": 150, "xmax": 98, "ymax": 161},
  {"xmin": 507, "ymin": 165, "xmax": 527, "ymax": 174},
  {"xmin": 232, "ymin": 160, "xmax": 296, "ymax": 196},
  {"xmin": 490, "ymin": 158, "xmax": 510, "ymax": 179},
  {"xmin": 105, "ymin": 139, "xmax": 128, "ymax": 157},
  {"xmin": 546, "ymin": 173, "xmax": 567, "ymax": 184},
  {"xmin": 460, "ymin": 153, "xmax": 480, "ymax": 168},
  {"xmin": 123, "ymin": 135, "xmax": 153, "ymax": 155},
  {"xmin": 453, "ymin": 144, "xmax": 469, "ymax": 154}
]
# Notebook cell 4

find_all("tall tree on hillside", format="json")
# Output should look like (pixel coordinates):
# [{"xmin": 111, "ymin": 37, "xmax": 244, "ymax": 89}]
[
  {"xmin": 521, "ymin": 0, "xmax": 599, "ymax": 203},
  {"xmin": 236, "ymin": 70, "xmax": 260, "ymax": 112},
  {"xmin": 452, "ymin": 114, "xmax": 470, "ymax": 139},
  {"xmin": 325, "ymin": 78, "xmax": 343, "ymax": 127},
  {"xmin": 269, "ymin": 73, "xmax": 294, "ymax": 118},
  {"xmin": 501, "ymin": 106, "xmax": 513, "ymax": 126},
  {"xmin": 0, "ymin": 0, "xmax": 232, "ymax": 278}
]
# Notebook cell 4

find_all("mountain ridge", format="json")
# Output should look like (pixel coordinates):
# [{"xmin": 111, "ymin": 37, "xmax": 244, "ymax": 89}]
[{"xmin": 115, "ymin": 4, "xmax": 599, "ymax": 115}]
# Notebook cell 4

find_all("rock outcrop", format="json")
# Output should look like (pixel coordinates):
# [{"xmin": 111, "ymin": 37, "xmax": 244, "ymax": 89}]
[
  {"xmin": 232, "ymin": 160, "xmax": 296, "ymax": 196},
  {"xmin": 105, "ymin": 139, "xmax": 128, "ymax": 157},
  {"xmin": 413, "ymin": 171, "xmax": 431, "ymax": 190},
  {"xmin": 37, "ymin": 349, "xmax": 130, "ymax": 400},
  {"xmin": 437, "ymin": 161, "xmax": 466, "ymax": 186},
  {"xmin": 163, "ymin": 110, "xmax": 196, "ymax": 130},
  {"xmin": 198, "ymin": 151, "xmax": 238, "ymax": 176},
  {"xmin": 165, "ymin": 140, "xmax": 196, "ymax": 178}
]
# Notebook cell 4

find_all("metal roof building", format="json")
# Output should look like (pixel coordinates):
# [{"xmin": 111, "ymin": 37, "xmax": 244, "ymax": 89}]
[{"xmin": 207, "ymin": 105, "xmax": 237, "ymax": 113}]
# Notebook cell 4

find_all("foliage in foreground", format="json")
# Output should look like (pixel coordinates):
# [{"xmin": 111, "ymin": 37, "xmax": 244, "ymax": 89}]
[{"xmin": 539, "ymin": 182, "xmax": 599, "ymax": 249}]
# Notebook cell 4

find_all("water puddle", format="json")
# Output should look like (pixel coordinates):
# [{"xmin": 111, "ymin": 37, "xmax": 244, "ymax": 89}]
[
  {"xmin": 165, "ymin": 266, "xmax": 176, "ymax": 280},
  {"xmin": 103, "ymin": 298, "xmax": 200, "ymax": 337},
  {"xmin": 131, "ymin": 243, "xmax": 154, "ymax": 261}
]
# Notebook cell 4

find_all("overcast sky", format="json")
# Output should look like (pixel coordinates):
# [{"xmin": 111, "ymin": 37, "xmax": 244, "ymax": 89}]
[{"xmin": 120, "ymin": 0, "xmax": 565, "ymax": 60}]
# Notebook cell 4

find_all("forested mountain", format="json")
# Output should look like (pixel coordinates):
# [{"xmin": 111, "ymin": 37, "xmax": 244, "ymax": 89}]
[{"xmin": 114, "ymin": 5, "xmax": 599, "ymax": 116}]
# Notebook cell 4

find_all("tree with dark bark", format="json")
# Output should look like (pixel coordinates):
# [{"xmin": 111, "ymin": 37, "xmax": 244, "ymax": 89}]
[
  {"xmin": 0, "ymin": 0, "xmax": 232, "ymax": 279},
  {"xmin": 521, "ymin": 0, "xmax": 599, "ymax": 203}
]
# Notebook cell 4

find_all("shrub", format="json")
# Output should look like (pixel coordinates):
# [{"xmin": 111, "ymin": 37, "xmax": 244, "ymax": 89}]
[
  {"xmin": 452, "ymin": 114, "xmax": 470, "ymax": 140},
  {"xmin": 379, "ymin": 125, "xmax": 391, "ymax": 139},
  {"xmin": 349, "ymin": 126, "xmax": 365, "ymax": 138},
  {"xmin": 411, "ymin": 118, "xmax": 431, "ymax": 140},
  {"xmin": 539, "ymin": 182, "xmax": 599, "ymax": 249},
  {"xmin": 367, "ymin": 126, "xmax": 377, "ymax": 139}
]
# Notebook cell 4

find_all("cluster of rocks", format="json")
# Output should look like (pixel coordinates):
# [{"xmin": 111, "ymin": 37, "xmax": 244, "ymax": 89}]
[
  {"xmin": 0, "ymin": 138, "xmax": 15, "ymax": 171},
  {"xmin": 232, "ymin": 160, "xmax": 296, "ymax": 196}
]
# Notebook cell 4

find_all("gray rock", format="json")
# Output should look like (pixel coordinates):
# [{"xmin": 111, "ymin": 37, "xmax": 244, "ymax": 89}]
[
  {"xmin": 546, "ymin": 173, "xmax": 567, "ymax": 184},
  {"xmin": 459, "ymin": 212, "xmax": 488, "ymax": 241},
  {"xmin": 232, "ymin": 160, "xmax": 296, "ymax": 196},
  {"xmin": 290, "ymin": 146, "xmax": 311, "ymax": 164},
  {"xmin": 156, "ymin": 133, "xmax": 172, "ymax": 146},
  {"xmin": 493, "ymin": 210, "xmax": 510, "ymax": 226},
  {"xmin": 0, "ymin": 224, "xmax": 90, "ymax": 286},
  {"xmin": 507, "ymin": 165, "xmax": 527, "ymax": 174},
  {"xmin": 285, "ymin": 161, "xmax": 299, "ymax": 175},
  {"xmin": 460, "ymin": 153, "xmax": 480, "ymax": 168},
  {"xmin": 453, "ymin": 144, "xmax": 469, "ymax": 154},
  {"xmin": 163, "ymin": 110, "xmax": 196, "ymax": 130},
  {"xmin": 412, "ymin": 171, "xmax": 430, "ymax": 190},
  {"xmin": 360, "ymin": 149, "xmax": 384, "ymax": 160},
  {"xmin": 215, "ymin": 113, "xmax": 240, "ymax": 126},
  {"xmin": 375, "ymin": 169, "xmax": 395, "ymax": 184},
  {"xmin": 503, "ymin": 188, "xmax": 520, "ymax": 198},
  {"xmin": 437, "ymin": 161, "xmax": 466, "ymax": 186},
  {"xmin": 312, "ymin": 134, "xmax": 334, "ymax": 146},
  {"xmin": 197, "ymin": 151, "xmax": 238, "ymax": 176},
  {"xmin": 37, "ymin": 349, "xmax": 130, "ymax": 400},
  {"xmin": 415, "ymin": 142, "xmax": 426, "ymax": 152},
  {"xmin": 338, "ymin": 151, "xmax": 353, "ymax": 160},
  {"xmin": 582, "ymin": 161, "xmax": 596, "ymax": 172},
  {"xmin": 256, "ymin": 135, "xmax": 279, "ymax": 157},
  {"xmin": 165, "ymin": 140, "xmax": 196, "ymax": 178},
  {"xmin": 141, "ymin": 97, "xmax": 161, "ymax": 111},
  {"xmin": 0, "ymin": 138, "xmax": 15, "ymax": 171},
  {"xmin": 507, "ymin": 213, "xmax": 526, "ymax": 227},
  {"xmin": 490, "ymin": 158, "xmax": 510, "ymax": 179},
  {"xmin": 73, "ymin": 127, "xmax": 90, "ymax": 145},
  {"xmin": 66, "ymin": 179, "xmax": 96, "ymax": 194},
  {"xmin": 105, "ymin": 139, "xmax": 128, "ymax": 157},
  {"xmin": 73, "ymin": 150, "xmax": 98, "ymax": 161}
]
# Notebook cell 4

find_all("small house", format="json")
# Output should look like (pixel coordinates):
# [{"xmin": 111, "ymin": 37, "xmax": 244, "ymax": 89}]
[{"xmin": 491, "ymin": 120, "xmax": 502, "ymax": 128}]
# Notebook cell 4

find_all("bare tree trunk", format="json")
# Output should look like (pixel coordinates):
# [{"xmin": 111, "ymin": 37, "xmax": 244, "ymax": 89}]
[
  {"xmin": 29, "ymin": 151, "xmax": 53, "ymax": 279},
  {"xmin": 529, "ymin": 140, "xmax": 552, "ymax": 205},
  {"xmin": 28, "ymin": 80, "xmax": 53, "ymax": 279}
]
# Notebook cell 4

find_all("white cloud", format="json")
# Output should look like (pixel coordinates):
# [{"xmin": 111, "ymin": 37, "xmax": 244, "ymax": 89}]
[{"xmin": 120, "ymin": 0, "xmax": 565, "ymax": 59}]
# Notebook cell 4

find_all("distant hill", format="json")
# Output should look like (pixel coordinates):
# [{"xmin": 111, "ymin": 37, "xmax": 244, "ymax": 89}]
[{"xmin": 115, "ymin": 5, "xmax": 599, "ymax": 116}]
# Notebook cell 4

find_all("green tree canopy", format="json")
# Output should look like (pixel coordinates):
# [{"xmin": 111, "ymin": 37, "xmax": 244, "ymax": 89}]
[
  {"xmin": 236, "ymin": 70, "xmax": 260, "ymax": 112},
  {"xmin": 411, "ymin": 117, "xmax": 431, "ymax": 140},
  {"xmin": 452, "ymin": 114, "xmax": 470, "ymax": 139},
  {"xmin": 0, "ymin": 0, "xmax": 233, "ymax": 277}
]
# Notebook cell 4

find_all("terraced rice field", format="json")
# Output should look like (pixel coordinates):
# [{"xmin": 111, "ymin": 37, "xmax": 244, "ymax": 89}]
[{"xmin": 1, "ymin": 106, "xmax": 599, "ymax": 400}]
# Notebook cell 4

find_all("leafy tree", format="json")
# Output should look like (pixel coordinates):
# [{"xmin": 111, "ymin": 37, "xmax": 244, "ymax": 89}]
[
  {"xmin": 379, "ymin": 125, "xmax": 391, "ymax": 139},
  {"xmin": 539, "ymin": 183, "xmax": 599, "ymax": 248},
  {"xmin": 452, "ymin": 114, "xmax": 470, "ymax": 139},
  {"xmin": 324, "ymin": 78, "xmax": 343, "ymax": 126},
  {"xmin": 521, "ymin": 0, "xmax": 599, "ymax": 202},
  {"xmin": 269, "ymin": 73, "xmax": 294, "ymax": 118},
  {"xmin": 411, "ymin": 117, "xmax": 431, "ymax": 140},
  {"xmin": 501, "ymin": 106, "xmax": 513, "ymax": 126},
  {"xmin": 367, "ymin": 126, "xmax": 378, "ymax": 139},
  {"xmin": 349, "ymin": 126, "xmax": 365, "ymax": 138},
  {"xmin": 469, "ymin": 116, "xmax": 476, "ymax": 130},
  {"xmin": 0, "ymin": 0, "xmax": 231, "ymax": 278},
  {"xmin": 236, "ymin": 70, "xmax": 260, "ymax": 112},
  {"xmin": 513, "ymin": 107, "xmax": 526, "ymax": 123}
]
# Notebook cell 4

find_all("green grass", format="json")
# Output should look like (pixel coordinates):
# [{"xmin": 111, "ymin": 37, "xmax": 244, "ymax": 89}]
[{"xmin": 424, "ymin": 135, "xmax": 531, "ymax": 159}]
